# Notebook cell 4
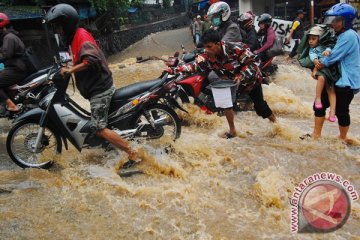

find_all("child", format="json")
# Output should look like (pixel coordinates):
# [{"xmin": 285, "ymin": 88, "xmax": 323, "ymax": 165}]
[{"xmin": 308, "ymin": 26, "xmax": 338, "ymax": 122}]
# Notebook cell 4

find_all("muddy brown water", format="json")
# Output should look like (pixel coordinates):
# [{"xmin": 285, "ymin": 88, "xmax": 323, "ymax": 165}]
[{"xmin": 0, "ymin": 28, "xmax": 359, "ymax": 239}]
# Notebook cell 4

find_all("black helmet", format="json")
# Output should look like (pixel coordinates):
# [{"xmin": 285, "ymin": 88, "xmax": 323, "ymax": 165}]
[
  {"xmin": 44, "ymin": 4, "xmax": 79, "ymax": 44},
  {"xmin": 258, "ymin": 13, "xmax": 273, "ymax": 27}
]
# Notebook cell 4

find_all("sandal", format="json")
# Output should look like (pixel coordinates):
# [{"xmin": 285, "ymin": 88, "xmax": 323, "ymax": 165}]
[
  {"xmin": 118, "ymin": 159, "xmax": 143, "ymax": 177},
  {"xmin": 6, "ymin": 104, "xmax": 22, "ymax": 112},
  {"xmin": 221, "ymin": 132, "xmax": 236, "ymax": 139},
  {"xmin": 300, "ymin": 133, "xmax": 312, "ymax": 140},
  {"xmin": 121, "ymin": 159, "xmax": 138, "ymax": 169},
  {"xmin": 119, "ymin": 168, "xmax": 144, "ymax": 178},
  {"xmin": 328, "ymin": 110, "xmax": 337, "ymax": 122},
  {"xmin": 314, "ymin": 101, "xmax": 323, "ymax": 110},
  {"xmin": 6, "ymin": 106, "xmax": 20, "ymax": 112}
]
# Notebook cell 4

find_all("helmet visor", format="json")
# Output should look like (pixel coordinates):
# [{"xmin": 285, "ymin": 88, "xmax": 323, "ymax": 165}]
[
  {"xmin": 48, "ymin": 22, "xmax": 64, "ymax": 34},
  {"xmin": 323, "ymin": 16, "xmax": 343, "ymax": 25}
]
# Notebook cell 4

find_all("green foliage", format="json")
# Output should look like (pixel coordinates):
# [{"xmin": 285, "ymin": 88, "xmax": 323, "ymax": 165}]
[
  {"xmin": 89, "ymin": 0, "xmax": 130, "ymax": 11},
  {"xmin": 131, "ymin": 0, "xmax": 144, "ymax": 9},
  {"xmin": 163, "ymin": 0, "xmax": 171, "ymax": 9},
  {"xmin": 1, "ymin": 0, "xmax": 44, "ymax": 6},
  {"xmin": 1, "ymin": 0, "xmax": 13, "ymax": 5},
  {"xmin": 33, "ymin": 0, "xmax": 45, "ymax": 5}
]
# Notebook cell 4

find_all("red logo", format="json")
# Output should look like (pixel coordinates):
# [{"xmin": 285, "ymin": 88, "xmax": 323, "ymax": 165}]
[{"xmin": 300, "ymin": 182, "xmax": 351, "ymax": 232}]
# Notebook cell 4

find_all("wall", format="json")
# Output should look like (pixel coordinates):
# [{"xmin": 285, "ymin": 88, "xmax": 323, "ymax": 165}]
[
  {"xmin": 239, "ymin": 0, "xmax": 251, "ymax": 13},
  {"xmin": 18, "ymin": 14, "xmax": 189, "ymax": 68},
  {"xmin": 238, "ymin": 0, "xmax": 275, "ymax": 15},
  {"xmin": 95, "ymin": 14, "xmax": 189, "ymax": 56},
  {"xmin": 251, "ymin": 0, "xmax": 275, "ymax": 16}
]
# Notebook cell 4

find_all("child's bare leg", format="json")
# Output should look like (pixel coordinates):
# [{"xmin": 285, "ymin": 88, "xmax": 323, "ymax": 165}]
[
  {"xmin": 315, "ymin": 75, "xmax": 325, "ymax": 107},
  {"xmin": 327, "ymin": 86, "xmax": 337, "ymax": 121},
  {"xmin": 312, "ymin": 68, "xmax": 318, "ymax": 79}
]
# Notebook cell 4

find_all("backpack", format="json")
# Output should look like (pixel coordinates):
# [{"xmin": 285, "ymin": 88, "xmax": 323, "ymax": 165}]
[
  {"xmin": 22, "ymin": 47, "xmax": 41, "ymax": 74},
  {"xmin": 297, "ymin": 25, "xmax": 336, "ymax": 69},
  {"xmin": 266, "ymin": 36, "xmax": 285, "ymax": 58}
]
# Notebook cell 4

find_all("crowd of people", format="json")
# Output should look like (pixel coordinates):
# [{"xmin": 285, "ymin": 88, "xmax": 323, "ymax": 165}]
[
  {"xmin": 0, "ymin": 2, "xmax": 359, "ymax": 173},
  {"xmin": 185, "ymin": 2, "xmax": 359, "ymax": 143},
  {"xmin": 189, "ymin": 2, "xmax": 283, "ymax": 66}
]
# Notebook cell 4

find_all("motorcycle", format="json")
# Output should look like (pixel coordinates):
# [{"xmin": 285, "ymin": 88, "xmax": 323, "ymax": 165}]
[
  {"xmin": 0, "ymin": 64, "xmax": 58, "ymax": 119},
  {"xmin": 258, "ymin": 56, "xmax": 278, "ymax": 77},
  {"xmin": 164, "ymin": 46, "xmax": 274, "ymax": 114},
  {"xmin": 6, "ymin": 71, "xmax": 183, "ymax": 169}
]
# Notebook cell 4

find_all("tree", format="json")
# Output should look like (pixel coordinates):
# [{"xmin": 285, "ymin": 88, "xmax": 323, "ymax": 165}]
[{"xmin": 89, "ymin": 0, "xmax": 129, "ymax": 11}]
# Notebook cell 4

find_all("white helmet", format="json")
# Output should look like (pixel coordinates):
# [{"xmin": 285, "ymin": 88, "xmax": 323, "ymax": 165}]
[
  {"xmin": 207, "ymin": 1, "xmax": 231, "ymax": 23},
  {"xmin": 308, "ymin": 25, "xmax": 325, "ymax": 36}
]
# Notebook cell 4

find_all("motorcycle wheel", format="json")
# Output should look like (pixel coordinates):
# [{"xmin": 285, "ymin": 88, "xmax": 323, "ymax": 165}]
[
  {"xmin": 133, "ymin": 104, "xmax": 181, "ymax": 141},
  {"xmin": 6, "ymin": 120, "xmax": 62, "ymax": 169}
]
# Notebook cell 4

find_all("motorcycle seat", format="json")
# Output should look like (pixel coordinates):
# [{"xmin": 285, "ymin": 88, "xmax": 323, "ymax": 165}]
[
  {"xmin": 18, "ymin": 67, "xmax": 52, "ymax": 86},
  {"xmin": 112, "ymin": 78, "xmax": 164, "ymax": 100},
  {"xmin": 183, "ymin": 53, "xmax": 195, "ymax": 63}
]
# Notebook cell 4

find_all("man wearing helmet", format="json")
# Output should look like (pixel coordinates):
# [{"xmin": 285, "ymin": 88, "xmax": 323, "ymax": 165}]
[
  {"xmin": 313, "ymin": 3, "xmax": 360, "ymax": 142},
  {"xmin": 0, "ymin": 13, "xmax": 27, "ymax": 112},
  {"xmin": 206, "ymin": 2, "xmax": 242, "ymax": 85},
  {"xmin": 44, "ymin": 4, "xmax": 138, "ymax": 170},
  {"xmin": 254, "ymin": 13, "xmax": 276, "ymax": 64},
  {"xmin": 238, "ymin": 12, "xmax": 259, "ymax": 52},
  {"xmin": 207, "ymin": 1, "xmax": 241, "ymax": 42}
]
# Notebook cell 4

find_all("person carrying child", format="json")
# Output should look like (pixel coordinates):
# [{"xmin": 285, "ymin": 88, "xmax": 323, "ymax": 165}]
[{"xmin": 308, "ymin": 25, "xmax": 339, "ymax": 122}]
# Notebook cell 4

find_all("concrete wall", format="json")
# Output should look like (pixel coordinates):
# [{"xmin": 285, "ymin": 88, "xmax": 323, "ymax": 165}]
[
  {"xmin": 96, "ymin": 14, "xmax": 189, "ymax": 57},
  {"xmin": 239, "ymin": 0, "xmax": 275, "ymax": 15},
  {"xmin": 20, "ymin": 14, "xmax": 189, "ymax": 68},
  {"xmin": 239, "ymin": 0, "xmax": 252, "ymax": 13}
]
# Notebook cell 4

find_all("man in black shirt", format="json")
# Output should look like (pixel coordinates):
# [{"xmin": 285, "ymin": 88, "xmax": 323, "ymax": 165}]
[
  {"xmin": 0, "ymin": 13, "xmax": 27, "ymax": 111},
  {"xmin": 285, "ymin": 9, "xmax": 305, "ymax": 60}
]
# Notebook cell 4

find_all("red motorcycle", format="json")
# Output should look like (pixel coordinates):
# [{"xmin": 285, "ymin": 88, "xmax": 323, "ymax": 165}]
[{"xmin": 165, "ymin": 46, "xmax": 276, "ymax": 114}]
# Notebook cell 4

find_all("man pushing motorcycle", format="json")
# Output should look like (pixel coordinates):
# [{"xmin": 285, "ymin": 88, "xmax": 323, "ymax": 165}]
[
  {"xmin": 169, "ymin": 29, "xmax": 276, "ymax": 138},
  {"xmin": 44, "ymin": 4, "xmax": 139, "ymax": 171}
]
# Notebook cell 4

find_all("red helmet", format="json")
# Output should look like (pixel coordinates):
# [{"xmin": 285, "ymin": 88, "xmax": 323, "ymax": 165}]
[{"xmin": 0, "ymin": 13, "xmax": 10, "ymax": 28}]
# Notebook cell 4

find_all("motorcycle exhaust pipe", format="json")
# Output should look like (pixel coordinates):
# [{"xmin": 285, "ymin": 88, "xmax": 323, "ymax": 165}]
[{"xmin": 113, "ymin": 129, "xmax": 138, "ymax": 138}]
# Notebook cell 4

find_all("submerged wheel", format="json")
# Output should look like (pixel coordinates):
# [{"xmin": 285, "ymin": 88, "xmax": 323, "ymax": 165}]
[
  {"xmin": 6, "ymin": 120, "xmax": 62, "ymax": 169},
  {"xmin": 133, "ymin": 104, "xmax": 181, "ymax": 141}
]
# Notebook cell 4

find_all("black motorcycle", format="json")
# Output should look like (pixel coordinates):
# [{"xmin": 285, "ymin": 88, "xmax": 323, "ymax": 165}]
[
  {"xmin": 0, "ymin": 64, "xmax": 58, "ymax": 119},
  {"xmin": 6, "ymin": 71, "xmax": 183, "ymax": 169}
]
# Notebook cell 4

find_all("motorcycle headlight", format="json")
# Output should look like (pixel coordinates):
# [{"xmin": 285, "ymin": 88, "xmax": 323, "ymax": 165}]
[{"xmin": 39, "ymin": 91, "xmax": 55, "ymax": 109}]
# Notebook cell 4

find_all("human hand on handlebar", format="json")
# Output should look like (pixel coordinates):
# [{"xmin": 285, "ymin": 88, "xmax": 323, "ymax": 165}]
[
  {"xmin": 60, "ymin": 62, "xmax": 88, "ymax": 77},
  {"xmin": 195, "ymin": 55, "xmax": 205, "ymax": 64},
  {"xmin": 166, "ymin": 67, "xmax": 176, "ymax": 75},
  {"xmin": 60, "ymin": 67, "xmax": 71, "ymax": 77},
  {"xmin": 233, "ymin": 75, "xmax": 242, "ymax": 86}
]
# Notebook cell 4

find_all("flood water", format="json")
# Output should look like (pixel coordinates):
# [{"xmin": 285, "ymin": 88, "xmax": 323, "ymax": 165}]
[{"xmin": 0, "ymin": 28, "xmax": 359, "ymax": 239}]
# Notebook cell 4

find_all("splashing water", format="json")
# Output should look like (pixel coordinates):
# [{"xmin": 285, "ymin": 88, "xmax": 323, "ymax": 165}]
[{"xmin": 0, "ymin": 28, "xmax": 359, "ymax": 239}]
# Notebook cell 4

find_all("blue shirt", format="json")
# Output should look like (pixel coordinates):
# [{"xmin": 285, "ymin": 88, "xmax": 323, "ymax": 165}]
[
  {"xmin": 321, "ymin": 29, "xmax": 360, "ymax": 90},
  {"xmin": 309, "ymin": 46, "xmax": 331, "ymax": 62}
]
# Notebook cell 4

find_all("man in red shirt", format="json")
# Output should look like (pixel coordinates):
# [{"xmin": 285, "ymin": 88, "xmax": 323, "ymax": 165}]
[{"xmin": 45, "ymin": 4, "xmax": 138, "ymax": 170}]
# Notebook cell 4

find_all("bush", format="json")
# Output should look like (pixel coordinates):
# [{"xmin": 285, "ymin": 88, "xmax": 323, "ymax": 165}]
[{"xmin": 163, "ymin": 0, "xmax": 171, "ymax": 9}]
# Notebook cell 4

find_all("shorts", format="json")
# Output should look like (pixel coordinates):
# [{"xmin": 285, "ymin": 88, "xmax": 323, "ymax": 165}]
[
  {"xmin": 315, "ymin": 65, "xmax": 340, "ymax": 88},
  {"xmin": 89, "ymin": 86, "xmax": 116, "ymax": 132}
]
